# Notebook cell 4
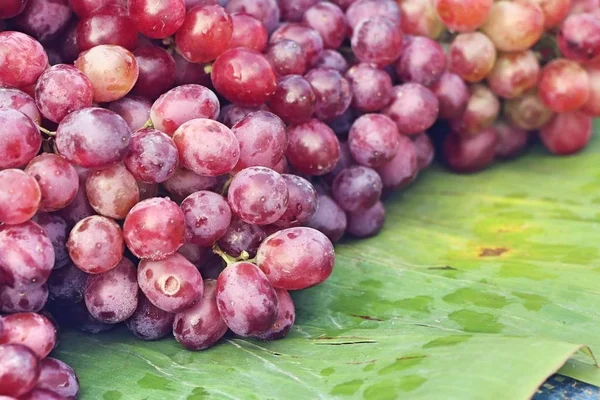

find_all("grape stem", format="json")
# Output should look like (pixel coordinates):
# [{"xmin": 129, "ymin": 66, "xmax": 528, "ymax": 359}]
[
  {"xmin": 37, "ymin": 125, "xmax": 56, "ymax": 136},
  {"xmin": 212, "ymin": 244, "xmax": 255, "ymax": 266},
  {"xmin": 204, "ymin": 64, "xmax": 213, "ymax": 75},
  {"xmin": 221, "ymin": 176, "xmax": 233, "ymax": 196},
  {"xmin": 142, "ymin": 118, "xmax": 154, "ymax": 129}
]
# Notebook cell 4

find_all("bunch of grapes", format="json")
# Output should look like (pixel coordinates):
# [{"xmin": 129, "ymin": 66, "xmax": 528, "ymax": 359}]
[{"xmin": 0, "ymin": 0, "xmax": 598, "ymax": 397}]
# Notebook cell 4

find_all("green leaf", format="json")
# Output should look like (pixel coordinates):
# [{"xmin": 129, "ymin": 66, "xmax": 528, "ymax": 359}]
[{"xmin": 56, "ymin": 133, "xmax": 600, "ymax": 399}]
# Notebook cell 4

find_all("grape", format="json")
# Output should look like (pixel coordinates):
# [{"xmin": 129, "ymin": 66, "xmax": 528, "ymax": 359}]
[
  {"xmin": 173, "ymin": 53, "xmax": 212, "ymax": 87},
  {"xmin": 13, "ymin": 0, "xmax": 70, "ymax": 43},
  {"xmin": 74, "ymin": 45, "xmax": 139, "ymax": 103},
  {"xmin": 503, "ymin": 90, "xmax": 554, "ymax": 130},
  {"xmin": 69, "ymin": 0, "xmax": 125, "ymax": 17},
  {"xmin": 175, "ymin": 4, "xmax": 233, "ymax": 63},
  {"xmin": 84, "ymin": 257, "xmax": 138, "ymax": 323},
  {"xmin": 181, "ymin": 191, "xmax": 231, "ymax": 247},
  {"xmin": 487, "ymin": 51, "xmax": 540, "ymax": 99},
  {"xmin": 32, "ymin": 214, "xmax": 70, "ymax": 269},
  {"xmin": 348, "ymin": 114, "xmax": 400, "ymax": 168},
  {"xmin": 56, "ymin": 183, "xmax": 96, "ymax": 229},
  {"xmin": 76, "ymin": 7, "xmax": 136, "ymax": 51},
  {"xmin": 257, "ymin": 227, "xmax": 334, "ymax": 290},
  {"xmin": 413, "ymin": 133, "xmax": 435, "ymax": 171},
  {"xmin": 395, "ymin": 36, "xmax": 446, "ymax": 87},
  {"xmin": 34, "ymin": 64, "xmax": 94, "ymax": 124},
  {"xmin": 178, "ymin": 242, "xmax": 212, "ymax": 267},
  {"xmin": 538, "ymin": 59, "xmax": 590, "ymax": 113},
  {"xmin": 173, "ymin": 279, "xmax": 228, "ymax": 350},
  {"xmin": 124, "ymin": 129, "xmax": 179, "ymax": 184},
  {"xmin": 0, "ymin": 108, "xmax": 41, "ymax": 169},
  {"xmin": 20, "ymin": 387, "xmax": 65, "ymax": 399},
  {"xmin": 308, "ymin": 195, "xmax": 346, "ymax": 242},
  {"xmin": 525, "ymin": 0, "xmax": 571, "ymax": 28},
  {"xmin": 557, "ymin": 13, "xmax": 600, "ymax": 62},
  {"xmin": 150, "ymin": 85, "xmax": 220, "ymax": 136},
  {"xmin": 229, "ymin": 13, "xmax": 268, "ymax": 52},
  {"xmin": 351, "ymin": 17, "xmax": 403, "ymax": 67},
  {"xmin": 345, "ymin": 0, "xmax": 401, "ymax": 30},
  {"xmin": 227, "ymin": 167, "xmax": 289, "ymax": 225},
  {"xmin": 0, "ymin": 284, "xmax": 48, "ymax": 314},
  {"xmin": 481, "ymin": 0, "xmax": 544, "ymax": 52},
  {"xmin": 0, "ymin": 88, "xmax": 41, "ymax": 124},
  {"xmin": 345, "ymin": 63, "xmax": 393, "ymax": 112},
  {"xmin": 173, "ymin": 119, "xmax": 240, "ymax": 176},
  {"xmin": 434, "ymin": 0, "xmax": 492, "ymax": 32},
  {"xmin": 448, "ymin": 32, "xmax": 497, "ymax": 83},
  {"xmin": 231, "ymin": 111, "xmax": 287, "ymax": 171},
  {"xmin": 0, "ymin": 344, "xmax": 40, "ymax": 398},
  {"xmin": 56, "ymin": 107, "xmax": 132, "ymax": 168},
  {"xmin": 0, "ymin": 169, "xmax": 40, "ymax": 225},
  {"xmin": 126, "ymin": 293, "xmax": 175, "ymax": 340},
  {"xmin": 302, "ymin": 2, "xmax": 346, "ymax": 50},
  {"xmin": 219, "ymin": 104, "xmax": 270, "ymax": 127},
  {"xmin": 583, "ymin": 65, "xmax": 600, "ymax": 115},
  {"xmin": 86, "ymin": 163, "xmax": 140, "ymax": 219},
  {"xmin": 212, "ymin": 48, "xmax": 277, "ymax": 107},
  {"xmin": 494, "ymin": 121, "xmax": 529, "ymax": 159},
  {"xmin": 450, "ymin": 84, "xmax": 500, "ymax": 136},
  {"xmin": 0, "ymin": 0, "xmax": 29, "ymax": 18},
  {"xmin": 162, "ymin": 168, "xmax": 219, "ymax": 202},
  {"xmin": 217, "ymin": 218, "xmax": 267, "ymax": 258},
  {"xmin": 332, "ymin": 166, "xmax": 383, "ymax": 213},
  {"xmin": 278, "ymin": 0, "xmax": 317, "ymax": 21},
  {"xmin": 323, "ymin": 141, "xmax": 354, "ymax": 184},
  {"xmin": 226, "ymin": 0, "xmax": 280, "ymax": 33},
  {"xmin": 123, "ymin": 198, "xmax": 186, "ymax": 260},
  {"xmin": 267, "ymin": 75, "xmax": 315, "ymax": 125},
  {"xmin": 0, "ymin": 31, "xmax": 48, "ymax": 88},
  {"xmin": 286, "ymin": 119, "xmax": 340, "ymax": 175},
  {"xmin": 216, "ymin": 261, "xmax": 278, "ymax": 336},
  {"xmin": 128, "ymin": 0, "xmax": 186, "ymax": 39},
  {"xmin": 399, "ymin": 0, "xmax": 445, "ymax": 40},
  {"xmin": 0, "ymin": 313, "xmax": 57, "ymax": 358},
  {"xmin": 269, "ymin": 23, "xmax": 324, "ymax": 67},
  {"xmin": 314, "ymin": 49, "xmax": 349, "ymax": 73},
  {"xmin": 331, "ymin": 0, "xmax": 359, "ymax": 9},
  {"xmin": 136, "ymin": 181, "xmax": 158, "ymax": 201},
  {"xmin": 108, "ymin": 96, "xmax": 152, "ymax": 132},
  {"xmin": 273, "ymin": 157, "xmax": 289, "ymax": 174},
  {"xmin": 138, "ymin": 253, "xmax": 204, "ymax": 313},
  {"xmin": 431, "ymin": 72, "xmax": 470, "ymax": 120},
  {"xmin": 131, "ymin": 46, "xmax": 176, "ymax": 100},
  {"xmin": 67, "ymin": 215, "xmax": 124, "ymax": 274},
  {"xmin": 383, "ymin": 83, "xmax": 439, "ymax": 136},
  {"xmin": 539, "ymin": 111, "xmax": 592, "ymax": 155},
  {"xmin": 347, "ymin": 201, "xmax": 385, "ymax": 237},
  {"xmin": 570, "ymin": 0, "xmax": 598, "ymax": 14},
  {"xmin": 59, "ymin": 20, "xmax": 79, "ymax": 63},
  {"xmin": 36, "ymin": 358, "xmax": 79, "ymax": 399},
  {"xmin": 0, "ymin": 221, "xmax": 54, "ymax": 289},
  {"xmin": 47, "ymin": 262, "xmax": 88, "ymax": 304},
  {"xmin": 264, "ymin": 39, "xmax": 308, "ymax": 76},
  {"xmin": 443, "ymin": 128, "xmax": 498, "ymax": 173},
  {"xmin": 256, "ymin": 288, "xmax": 295, "ymax": 340},
  {"xmin": 25, "ymin": 154, "xmax": 79, "ymax": 213},
  {"xmin": 274, "ymin": 175, "xmax": 318, "ymax": 227},
  {"xmin": 376, "ymin": 134, "xmax": 418, "ymax": 190}
]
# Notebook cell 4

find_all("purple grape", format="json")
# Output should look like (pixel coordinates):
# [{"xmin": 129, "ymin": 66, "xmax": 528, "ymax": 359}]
[
  {"xmin": 395, "ymin": 36, "xmax": 446, "ymax": 87},
  {"xmin": 274, "ymin": 175, "xmax": 318, "ymax": 227},
  {"xmin": 126, "ymin": 293, "xmax": 175, "ymax": 341},
  {"xmin": 0, "ymin": 284, "xmax": 48, "ymax": 314},
  {"xmin": 0, "ymin": 108, "xmax": 42, "ymax": 170},
  {"xmin": 270, "ymin": 23, "xmax": 324, "ymax": 67},
  {"xmin": 107, "ymin": 96, "xmax": 152, "ymax": 132},
  {"xmin": 0, "ymin": 169, "xmax": 41, "ymax": 225},
  {"xmin": 0, "ymin": 88, "xmax": 41, "ymax": 124},
  {"xmin": 0, "ymin": 344, "xmax": 40, "ymax": 398},
  {"xmin": 47, "ymin": 261, "xmax": 88, "ymax": 304},
  {"xmin": 226, "ymin": 0, "xmax": 280, "ymax": 33},
  {"xmin": 348, "ymin": 114, "xmax": 400, "ymax": 168},
  {"xmin": 286, "ymin": 119, "xmax": 340, "ymax": 176},
  {"xmin": 267, "ymin": 75, "xmax": 316, "ymax": 125},
  {"xmin": 430, "ymin": 72, "xmax": 470, "ymax": 120},
  {"xmin": 256, "ymin": 288, "xmax": 295, "ymax": 340},
  {"xmin": 0, "ymin": 312, "xmax": 57, "ymax": 359},
  {"xmin": 351, "ymin": 17, "xmax": 403, "ymax": 67},
  {"xmin": 345, "ymin": 63, "xmax": 393, "ymax": 112},
  {"xmin": 25, "ymin": 153, "xmax": 79, "ymax": 213},
  {"xmin": 345, "ymin": 0, "xmax": 401, "ymax": 30},
  {"xmin": 162, "ymin": 168, "xmax": 219, "ymax": 202},
  {"xmin": 31, "ymin": 214, "xmax": 69, "ymax": 269},
  {"xmin": 131, "ymin": 46, "xmax": 177, "ymax": 100},
  {"xmin": 124, "ymin": 128, "xmax": 180, "ymax": 184},
  {"xmin": 35, "ymin": 357, "xmax": 79, "ymax": 399},
  {"xmin": 494, "ymin": 121, "xmax": 529, "ymax": 158},
  {"xmin": 323, "ymin": 141, "xmax": 354, "ymax": 184},
  {"xmin": 314, "ymin": 49, "xmax": 350, "ymax": 73},
  {"xmin": 181, "ymin": 191, "xmax": 232, "ymax": 247},
  {"xmin": 383, "ymin": 83, "xmax": 439, "ymax": 136},
  {"xmin": 217, "ymin": 218, "xmax": 267, "ymax": 258},
  {"xmin": 305, "ymin": 68, "xmax": 352, "ymax": 121},
  {"xmin": 332, "ymin": 166, "xmax": 383, "ymax": 213},
  {"xmin": 413, "ymin": 133, "xmax": 435, "ymax": 171},
  {"xmin": 443, "ymin": 128, "xmax": 498, "ymax": 173},
  {"xmin": 301, "ymin": 2, "xmax": 347, "ymax": 49},
  {"xmin": 376, "ymin": 134, "xmax": 418, "ymax": 190},
  {"xmin": 264, "ymin": 39, "xmax": 308, "ymax": 77},
  {"xmin": 347, "ymin": 201, "xmax": 385, "ymax": 237}
]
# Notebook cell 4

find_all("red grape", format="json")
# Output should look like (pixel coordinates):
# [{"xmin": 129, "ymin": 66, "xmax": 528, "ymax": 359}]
[
  {"xmin": 86, "ymin": 163, "xmax": 140, "ymax": 219},
  {"xmin": 175, "ymin": 4, "xmax": 233, "ymax": 63},
  {"xmin": 286, "ymin": 119, "xmax": 340, "ymax": 175},
  {"xmin": 229, "ymin": 13, "xmax": 268, "ymax": 52},
  {"xmin": 413, "ymin": 133, "xmax": 435, "ymax": 171},
  {"xmin": 0, "ymin": 88, "xmax": 41, "ymax": 124},
  {"xmin": 173, "ymin": 118, "xmax": 240, "ymax": 176},
  {"xmin": 75, "ymin": 45, "xmax": 139, "ymax": 103},
  {"xmin": 216, "ymin": 261, "xmax": 278, "ymax": 336},
  {"xmin": 126, "ymin": 293, "xmax": 175, "ymax": 340},
  {"xmin": 347, "ymin": 201, "xmax": 385, "ymax": 237},
  {"xmin": 56, "ymin": 183, "xmax": 96, "ymax": 229},
  {"xmin": 32, "ymin": 214, "xmax": 70, "ymax": 269},
  {"xmin": 0, "ymin": 344, "xmax": 40, "ymax": 398},
  {"xmin": 0, "ymin": 108, "xmax": 41, "ymax": 169},
  {"xmin": 302, "ymin": 2, "xmax": 347, "ymax": 49},
  {"xmin": 162, "ymin": 168, "xmax": 219, "ymax": 202},
  {"xmin": 226, "ymin": 0, "xmax": 280, "ymax": 33},
  {"xmin": 0, "ymin": 0, "xmax": 29, "ymax": 18},
  {"xmin": 448, "ymin": 32, "xmax": 497, "ymax": 83},
  {"xmin": 525, "ymin": 0, "xmax": 571, "ymax": 28},
  {"xmin": 128, "ymin": 0, "xmax": 186, "ymax": 39},
  {"xmin": 275, "ymin": 175, "xmax": 318, "ymax": 227},
  {"xmin": 137, "ymin": 181, "xmax": 158, "ymax": 201},
  {"xmin": 494, "ymin": 121, "xmax": 529, "ymax": 158},
  {"xmin": 399, "ymin": 0, "xmax": 445, "ymax": 39},
  {"xmin": 138, "ymin": 253, "xmax": 204, "ymax": 313},
  {"xmin": 131, "ymin": 46, "xmax": 176, "ymax": 100},
  {"xmin": 395, "ymin": 36, "xmax": 446, "ymax": 87},
  {"xmin": 257, "ymin": 227, "xmax": 335, "ymax": 290},
  {"xmin": 345, "ymin": 63, "xmax": 393, "ymax": 112},
  {"xmin": 67, "ymin": 215, "xmax": 124, "ymax": 274},
  {"xmin": 59, "ymin": 20, "xmax": 79, "ymax": 63},
  {"xmin": 450, "ymin": 84, "xmax": 500, "ymax": 136},
  {"xmin": 278, "ymin": 0, "xmax": 318, "ymax": 22},
  {"xmin": 332, "ymin": 166, "xmax": 383, "ymax": 213},
  {"xmin": 123, "ymin": 197, "xmax": 186, "ymax": 260},
  {"xmin": 150, "ymin": 84, "xmax": 220, "ymax": 136},
  {"xmin": 481, "ymin": 0, "xmax": 545, "ymax": 52},
  {"xmin": 13, "ymin": 0, "xmax": 71, "ymax": 43},
  {"xmin": 0, "ymin": 31, "xmax": 48, "ymax": 88},
  {"xmin": 56, "ymin": 107, "xmax": 132, "ymax": 168},
  {"xmin": 68, "ymin": 0, "xmax": 125, "ymax": 17},
  {"xmin": 268, "ymin": 75, "xmax": 315, "ymax": 124},
  {"xmin": 570, "ymin": 0, "xmax": 597, "ymax": 14},
  {"xmin": 538, "ymin": 58, "xmax": 590, "ymax": 112},
  {"xmin": 345, "ymin": 0, "xmax": 401, "ymax": 30},
  {"xmin": 124, "ymin": 128, "xmax": 179, "ymax": 184},
  {"xmin": 76, "ymin": 7, "xmax": 137, "ymax": 51},
  {"xmin": 269, "ymin": 23, "xmax": 324, "ymax": 67},
  {"xmin": 256, "ymin": 288, "xmax": 295, "ymax": 340},
  {"xmin": 219, "ymin": 104, "xmax": 270, "ymax": 127},
  {"xmin": 351, "ymin": 17, "xmax": 403, "ymax": 67},
  {"xmin": 108, "ymin": 96, "xmax": 152, "ymax": 132},
  {"xmin": 264, "ymin": 39, "xmax": 308, "ymax": 76},
  {"xmin": 173, "ymin": 53, "xmax": 212, "ymax": 87},
  {"xmin": 0, "ymin": 312, "xmax": 57, "ymax": 358},
  {"xmin": 323, "ymin": 141, "xmax": 354, "ymax": 184},
  {"xmin": 25, "ymin": 154, "xmax": 78, "ymax": 212},
  {"xmin": 504, "ymin": 90, "xmax": 554, "ymax": 130},
  {"xmin": 173, "ymin": 279, "xmax": 228, "ymax": 350},
  {"xmin": 348, "ymin": 114, "xmax": 400, "ymax": 168},
  {"xmin": 430, "ymin": 72, "xmax": 470, "ymax": 120},
  {"xmin": 0, "ymin": 284, "xmax": 48, "ymax": 314},
  {"xmin": 314, "ymin": 49, "xmax": 349, "ymax": 73},
  {"xmin": 47, "ymin": 261, "xmax": 88, "ymax": 304},
  {"xmin": 84, "ymin": 257, "xmax": 138, "ymax": 323},
  {"xmin": 36, "ymin": 357, "xmax": 79, "ymax": 399},
  {"xmin": 217, "ymin": 218, "xmax": 267, "ymax": 258},
  {"xmin": 583, "ymin": 64, "xmax": 600, "ymax": 115},
  {"xmin": 182, "ymin": 191, "xmax": 231, "ymax": 247},
  {"xmin": 0, "ymin": 169, "xmax": 40, "ymax": 225},
  {"xmin": 539, "ymin": 111, "xmax": 592, "ymax": 155},
  {"xmin": 443, "ymin": 128, "xmax": 498, "ymax": 173},
  {"xmin": 434, "ymin": 0, "xmax": 492, "ymax": 32},
  {"xmin": 376, "ymin": 134, "xmax": 418, "ymax": 190},
  {"xmin": 212, "ymin": 48, "xmax": 277, "ymax": 107},
  {"xmin": 227, "ymin": 167, "xmax": 289, "ymax": 225},
  {"xmin": 557, "ymin": 12, "xmax": 600, "ymax": 62},
  {"xmin": 487, "ymin": 51, "xmax": 540, "ymax": 99},
  {"xmin": 383, "ymin": 83, "xmax": 439, "ymax": 136},
  {"xmin": 308, "ymin": 195, "xmax": 347, "ymax": 242}
]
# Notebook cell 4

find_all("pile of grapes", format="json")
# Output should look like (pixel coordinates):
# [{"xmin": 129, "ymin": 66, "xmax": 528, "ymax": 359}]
[{"xmin": 1, "ymin": 0, "xmax": 598, "ymax": 397}]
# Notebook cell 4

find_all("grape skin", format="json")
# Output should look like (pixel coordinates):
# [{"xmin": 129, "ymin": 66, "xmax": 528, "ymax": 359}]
[
  {"xmin": 347, "ymin": 201, "xmax": 386, "ymax": 238},
  {"xmin": 503, "ymin": 90, "xmax": 554, "ymax": 130},
  {"xmin": 348, "ymin": 114, "xmax": 400, "ymax": 168},
  {"xmin": 314, "ymin": 49, "xmax": 349, "ymax": 73},
  {"xmin": 0, "ymin": 0, "xmax": 30, "ymax": 18},
  {"xmin": 124, "ymin": 128, "xmax": 180, "ymax": 184},
  {"xmin": 0, "ymin": 312, "xmax": 57, "ymax": 359},
  {"xmin": 448, "ymin": 32, "xmax": 497, "ymax": 84},
  {"xmin": 0, "ymin": 88, "xmax": 41, "ymax": 124},
  {"xmin": 267, "ymin": 75, "xmax": 316, "ymax": 125},
  {"xmin": 431, "ymin": 72, "xmax": 470, "ymax": 120},
  {"xmin": 302, "ymin": 2, "xmax": 347, "ymax": 50},
  {"xmin": 108, "ymin": 96, "xmax": 152, "ymax": 132},
  {"xmin": 538, "ymin": 59, "xmax": 591, "ymax": 112},
  {"xmin": 128, "ymin": 0, "xmax": 186, "ymax": 39},
  {"xmin": 351, "ymin": 17, "xmax": 403, "ymax": 67},
  {"xmin": 0, "ymin": 344, "xmax": 40, "ymax": 398},
  {"xmin": 286, "ymin": 119, "xmax": 341, "ymax": 176},
  {"xmin": 308, "ymin": 194, "xmax": 347, "ymax": 243},
  {"xmin": 450, "ymin": 84, "xmax": 500, "ymax": 136},
  {"xmin": 32, "ymin": 213, "xmax": 70, "ymax": 269},
  {"xmin": 0, "ymin": 284, "xmax": 48, "ymax": 314},
  {"xmin": 229, "ymin": 13, "xmax": 269, "ymax": 52},
  {"xmin": 383, "ymin": 84, "xmax": 439, "ymax": 136},
  {"xmin": 434, "ymin": 0, "xmax": 493, "ymax": 32},
  {"xmin": 539, "ymin": 111, "xmax": 592, "ymax": 155},
  {"xmin": 269, "ymin": 23, "xmax": 324, "ymax": 67},
  {"xmin": 47, "ymin": 261, "xmax": 88, "ymax": 304},
  {"xmin": 256, "ymin": 288, "xmax": 295, "ymax": 340},
  {"xmin": 0, "ymin": 108, "xmax": 42, "ymax": 169},
  {"xmin": 76, "ymin": 7, "xmax": 137, "ymax": 51},
  {"xmin": 265, "ymin": 39, "xmax": 308, "ymax": 77},
  {"xmin": 0, "ymin": 31, "xmax": 48, "ymax": 89},
  {"xmin": 226, "ymin": 0, "xmax": 280, "ymax": 33},
  {"xmin": 332, "ymin": 166, "xmax": 383, "ymax": 213},
  {"xmin": 0, "ymin": 169, "xmax": 41, "ymax": 225},
  {"xmin": 162, "ymin": 168, "xmax": 219, "ymax": 202},
  {"xmin": 345, "ymin": 63, "xmax": 393, "ymax": 112},
  {"xmin": 376, "ymin": 135, "xmax": 418, "ymax": 190},
  {"xmin": 443, "ymin": 128, "xmax": 499, "ymax": 173},
  {"xmin": 217, "ymin": 218, "xmax": 267, "ymax": 258},
  {"xmin": 25, "ymin": 153, "xmax": 79, "ymax": 212},
  {"xmin": 395, "ymin": 36, "xmax": 446, "ymax": 87},
  {"xmin": 494, "ymin": 121, "xmax": 529, "ymax": 159},
  {"xmin": 36, "ymin": 357, "xmax": 80, "ymax": 399},
  {"xmin": 275, "ymin": 175, "xmax": 318, "ymax": 227},
  {"xmin": 125, "ymin": 294, "xmax": 175, "ymax": 341},
  {"xmin": 131, "ymin": 46, "xmax": 177, "ymax": 100},
  {"xmin": 487, "ymin": 51, "xmax": 540, "ymax": 99},
  {"xmin": 181, "ymin": 191, "xmax": 232, "ymax": 247},
  {"xmin": 86, "ymin": 163, "xmax": 140, "ymax": 219}
]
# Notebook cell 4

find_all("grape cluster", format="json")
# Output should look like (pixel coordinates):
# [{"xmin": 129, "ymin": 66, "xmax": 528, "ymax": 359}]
[{"xmin": 0, "ymin": 0, "xmax": 597, "ymax": 397}]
